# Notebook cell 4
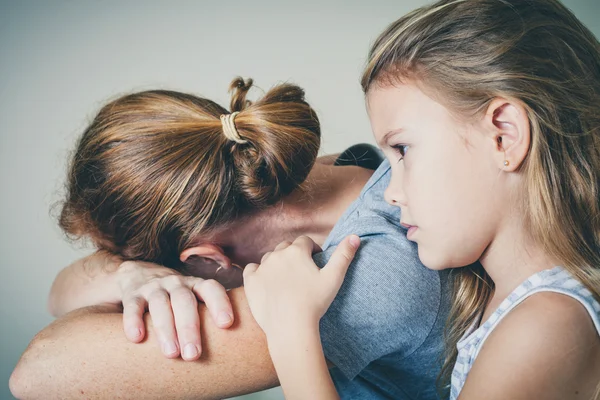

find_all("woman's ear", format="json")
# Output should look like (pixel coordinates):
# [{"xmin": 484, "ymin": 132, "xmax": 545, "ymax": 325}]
[
  {"xmin": 180, "ymin": 244, "xmax": 243, "ymax": 289},
  {"xmin": 180, "ymin": 244, "xmax": 232, "ymax": 269},
  {"xmin": 484, "ymin": 98, "xmax": 531, "ymax": 171}
]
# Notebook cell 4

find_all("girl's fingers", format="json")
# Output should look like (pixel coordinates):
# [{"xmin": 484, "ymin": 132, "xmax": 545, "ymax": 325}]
[
  {"xmin": 169, "ymin": 285, "xmax": 202, "ymax": 361},
  {"xmin": 260, "ymin": 241, "xmax": 293, "ymax": 264},
  {"xmin": 321, "ymin": 235, "xmax": 360, "ymax": 292},
  {"xmin": 122, "ymin": 295, "xmax": 147, "ymax": 343},
  {"xmin": 147, "ymin": 289, "xmax": 180, "ymax": 358},
  {"xmin": 243, "ymin": 263, "xmax": 259, "ymax": 279},
  {"xmin": 260, "ymin": 251, "xmax": 272, "ymax": 264},
  {"xmin": 191, "ymin": 278, "xmax": 234, "ymax": 329},
  {"xmin": 292, "ymin": 235, "xmax": 323, "ymax": 254},
  {"xmin": 274, "ymin": 240, "xmax": 293, "ymax": 251}
]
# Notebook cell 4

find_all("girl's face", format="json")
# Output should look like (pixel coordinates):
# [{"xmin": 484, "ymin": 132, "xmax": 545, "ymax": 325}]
[{"xmin": 367, "ymin": 82, "xmax": 506, "ymax": 270}]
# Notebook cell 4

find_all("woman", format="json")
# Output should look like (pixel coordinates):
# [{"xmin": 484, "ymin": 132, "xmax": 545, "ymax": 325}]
[{"xmin": 29, "ymin": 77, "xmax": 447, "ymax": 399}]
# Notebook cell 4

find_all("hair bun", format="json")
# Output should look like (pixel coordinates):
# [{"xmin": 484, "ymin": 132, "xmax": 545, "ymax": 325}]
[
  {"xmin": 229, "ymin": 77, "xmax": 254, "ymax": 112},
  {"xmin": 228, "ymin": 80, "xmax": 321, "ymax": 208}
]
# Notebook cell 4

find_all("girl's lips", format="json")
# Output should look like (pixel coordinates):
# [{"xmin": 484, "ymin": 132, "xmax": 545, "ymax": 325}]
[
  {"xmin": 401, "ymin": 222, "xmax": 418, "ymax": 239},
  {"xmin": 406, "ymin": 226, "xmax": 418, "ymax": 239}
]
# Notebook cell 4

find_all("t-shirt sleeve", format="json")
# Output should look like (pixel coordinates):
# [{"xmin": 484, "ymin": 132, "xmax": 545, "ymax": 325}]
[{"xmin": 313, "ymin": 223, "xmax": 442, "ymax": 380}]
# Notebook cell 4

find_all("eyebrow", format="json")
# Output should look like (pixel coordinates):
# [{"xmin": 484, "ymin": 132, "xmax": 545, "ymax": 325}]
[{"xmin": 379, "ymin": 128, "xmax": 404, "ymax": 146}]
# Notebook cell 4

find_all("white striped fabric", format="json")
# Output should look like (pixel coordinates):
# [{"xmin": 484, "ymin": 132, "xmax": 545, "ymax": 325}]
[{"xmin": 450, "ymin": 266, "xmax": 600, "ymax": 400}]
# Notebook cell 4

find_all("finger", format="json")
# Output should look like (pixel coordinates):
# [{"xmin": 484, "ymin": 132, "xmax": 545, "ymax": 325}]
[
  {"xmin": 274, "ymin": 240, "xmax": 293, "ymax": 251},
  {"xmin": 260, "ymin": 251, "xmax": 272, "ymax": 264},
  {"xmin": 169, "ymin": 285, "xmax": 202, "ymax": 361},
  {"xmin": 243, "ymin": 263, "xmax": 259, "ymax": 280},
  {"xmin": 191, "ymin": 279, "xmax": 234, "ymax": 329},
  {"xmin": 321, "ymin": 235, "xmax": 360, "ymax": 292},
  {"xmin": 292, "ymin": 235, "xmax": 323, "ymax": 254},
  {"xmin": 147, "ymin": 289, "xmax": 180, "ymax": 358},
  {"xmin": 122, "ymin": 296, "xmax": 147, "ymax": 343}
]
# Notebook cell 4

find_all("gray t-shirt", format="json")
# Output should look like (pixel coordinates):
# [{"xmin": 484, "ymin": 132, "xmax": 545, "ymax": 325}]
[{"xmin": 313, "ymin": 160, "xmax": 451, "ymax": 399}]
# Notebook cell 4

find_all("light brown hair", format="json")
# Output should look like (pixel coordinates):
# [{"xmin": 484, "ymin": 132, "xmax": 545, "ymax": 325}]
[
  {"xmin": 361, "ymin": 0, "xmax": 600, "ymax": 394},
  {"xmin": 59, "ymin": 77, "xmax": 321, "ymax": 268}
]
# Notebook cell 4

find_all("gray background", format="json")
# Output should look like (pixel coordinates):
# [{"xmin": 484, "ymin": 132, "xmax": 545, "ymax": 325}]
[{"xmin": 1, "ymin": 1, "xmax": 598, "ymax": 399}]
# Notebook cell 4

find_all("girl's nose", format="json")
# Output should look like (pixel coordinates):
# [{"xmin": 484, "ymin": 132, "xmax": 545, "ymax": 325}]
[{"xmin": 384, "ymin": 178, "xmax": 406, "ymax": 207}]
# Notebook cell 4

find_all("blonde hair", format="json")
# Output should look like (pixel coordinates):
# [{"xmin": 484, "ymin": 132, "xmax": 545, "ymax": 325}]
[
  {"xmin": 59, "ymin": 77, "xmax": 321, "ymax": 268},
  {"xmin": 361, "ymin": 0, "xmax": 600, "ymax": 395}
]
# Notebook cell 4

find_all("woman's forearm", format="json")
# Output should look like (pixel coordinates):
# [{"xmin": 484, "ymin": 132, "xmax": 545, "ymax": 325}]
[
  {"xmin": 47, "ymin": 251, "xmax": 123, "ymax": 317},
  {"xmin": 267, "ymin": 325, "xmax": 339, "ymax": 400}
]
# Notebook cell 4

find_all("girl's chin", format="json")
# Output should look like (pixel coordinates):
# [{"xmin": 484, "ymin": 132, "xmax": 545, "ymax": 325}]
[{"xmin": 417, "ymin": 247, "xmax": 452, "ymax": 271}]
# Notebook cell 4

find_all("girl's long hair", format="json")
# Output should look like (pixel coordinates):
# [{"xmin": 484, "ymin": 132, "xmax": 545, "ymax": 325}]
[{"xmin": 361, "ymin": 0, "xmax": 600, "ymax": 395}]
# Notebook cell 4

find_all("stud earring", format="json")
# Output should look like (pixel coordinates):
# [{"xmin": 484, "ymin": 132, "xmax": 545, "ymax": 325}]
[{"xmin": 504, "ymin": 160, "xmax": 510, "ymax": 167}]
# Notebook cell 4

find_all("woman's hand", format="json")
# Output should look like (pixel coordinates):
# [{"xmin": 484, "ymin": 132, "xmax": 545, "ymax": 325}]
[
  {"xmin": 117, "ymin": 260, "xmax": 234, "ymax": 360},
  {"xmin": 243, "ymin": 235, "xmax": 360, "ymax": 339}
]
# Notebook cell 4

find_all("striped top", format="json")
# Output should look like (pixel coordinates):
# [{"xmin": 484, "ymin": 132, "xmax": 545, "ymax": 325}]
[{"xmin": 450, "ymin": 266, "xmax": 600, "ymax": 399}]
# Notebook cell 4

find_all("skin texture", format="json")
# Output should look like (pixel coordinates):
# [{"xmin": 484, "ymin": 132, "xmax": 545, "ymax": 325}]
[
  {"xmin": 458, "ymin": 292, "xmax": 600, "ymax": 400},
  {"xmin": 10, "ymin": 289, "xmax": 279, "ymax": 400}
]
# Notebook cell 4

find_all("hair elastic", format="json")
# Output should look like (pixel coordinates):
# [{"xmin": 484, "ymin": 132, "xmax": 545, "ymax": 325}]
[{"xmin": 220, "ymin": 112, "xmax": 247, "ymax": 144}]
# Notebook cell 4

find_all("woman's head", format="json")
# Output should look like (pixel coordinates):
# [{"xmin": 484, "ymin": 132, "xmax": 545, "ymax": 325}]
[
  {"xmin": 361, "ymin": 0, "xmax": 600, "ymax": 390},
  {"xmin": 59, "ymin": 77, "xmax": 321, "ymax": 269}
]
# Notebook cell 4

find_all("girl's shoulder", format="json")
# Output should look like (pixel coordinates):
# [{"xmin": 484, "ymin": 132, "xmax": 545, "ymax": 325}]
[
  {"xmin": 459, "ymin": 291, "xmax": 600, "ymax": 399},
  {"xmin": 505, "ymin": 290, "xmax": 599, "ymax": 345}
]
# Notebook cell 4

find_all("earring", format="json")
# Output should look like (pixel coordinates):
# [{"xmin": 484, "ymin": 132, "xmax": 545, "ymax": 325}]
[{"xmin": 504, "ymin": 160, "xmax": 510, "ymax": 167}]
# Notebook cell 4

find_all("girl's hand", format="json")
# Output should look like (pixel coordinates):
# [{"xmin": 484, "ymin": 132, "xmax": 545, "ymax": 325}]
[
  {"xmin": 116, "ymin": 260, "xmax": 234, "ymax": 360},
  {"xmin": 243, "ymin": 235, "xmax": 360, "ymax": 339}
]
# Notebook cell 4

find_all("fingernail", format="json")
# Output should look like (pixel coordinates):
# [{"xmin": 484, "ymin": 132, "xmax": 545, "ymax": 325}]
[
  {"xmin": 128, "ymin": 328, "xmax": 141, "ymax": 339},
  {"xmin": 163, "ymin": 341, "xmax": 178, "ymax": 355},
  {"xmin": 217, "ymin": 312, "xmax": 232, "ymax": 326},
  {"xmin": 183, "ymin": 343, "xmax": 198, "ymax": 359},
  {"xmin": 349, "ymin": 235, "xmax": 361, "ymax": 249}
]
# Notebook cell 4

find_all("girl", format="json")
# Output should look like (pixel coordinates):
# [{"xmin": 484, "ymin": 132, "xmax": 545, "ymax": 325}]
[{"xmin": 243, "ymin": 0, "xmax": 600, "ymax": 399}]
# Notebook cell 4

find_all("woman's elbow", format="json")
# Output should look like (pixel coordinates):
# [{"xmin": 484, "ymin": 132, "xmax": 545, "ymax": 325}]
[
  {"xmin": 10, "ymin": 348, "xmax": 39, "ymax": 399},
  {"xmin": 9, "ymin": 361, "xmax": 26, "ymax": 399},
  {"xmin": 10, "ymin": 334, "xmax": 59, "ymax": 399}
]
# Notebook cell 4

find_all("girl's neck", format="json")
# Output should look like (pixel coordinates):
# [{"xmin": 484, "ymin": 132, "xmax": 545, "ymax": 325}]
[
  {"xmin": 479, "ymin": 215, "xmax": 558, "ymax": 303},
  {"xmin": 216, "ymin": 162, "xmax": 374, "ymax": 266}
]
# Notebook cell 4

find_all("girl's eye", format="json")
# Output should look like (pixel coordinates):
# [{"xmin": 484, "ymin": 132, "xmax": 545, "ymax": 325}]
[{"xmin": 391, "ymin": 144, "xmax": 409, "ymax": 161}]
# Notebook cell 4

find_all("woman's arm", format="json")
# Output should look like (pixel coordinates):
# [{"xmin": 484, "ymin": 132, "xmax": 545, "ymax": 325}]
[
  {"xmin": 47, "ymin": 251, "xmax": 236, "ymax": 360},
  {"xmin": 47, "ymin": 251, "xmax": 123, "ymax": 317},
  {"xmin": 9, "ymin": 290, "xmax": 280, "ymax": 400}
]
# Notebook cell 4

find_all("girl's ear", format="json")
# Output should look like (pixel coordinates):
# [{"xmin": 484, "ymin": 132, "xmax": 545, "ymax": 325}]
[{"xmin": 483, "ymin": 98, "xmax": 531, "ymax": 171}]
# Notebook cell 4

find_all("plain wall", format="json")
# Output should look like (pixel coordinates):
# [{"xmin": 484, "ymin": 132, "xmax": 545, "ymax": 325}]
[{"xmin": 1, "ymin": 1, "xmax": 598, "ymax": 399}]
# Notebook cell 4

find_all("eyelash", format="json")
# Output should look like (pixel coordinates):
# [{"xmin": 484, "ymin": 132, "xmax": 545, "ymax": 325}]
[{"xmin": 391, "ymin": 144, "xmax": 409, "ymax": 162}]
